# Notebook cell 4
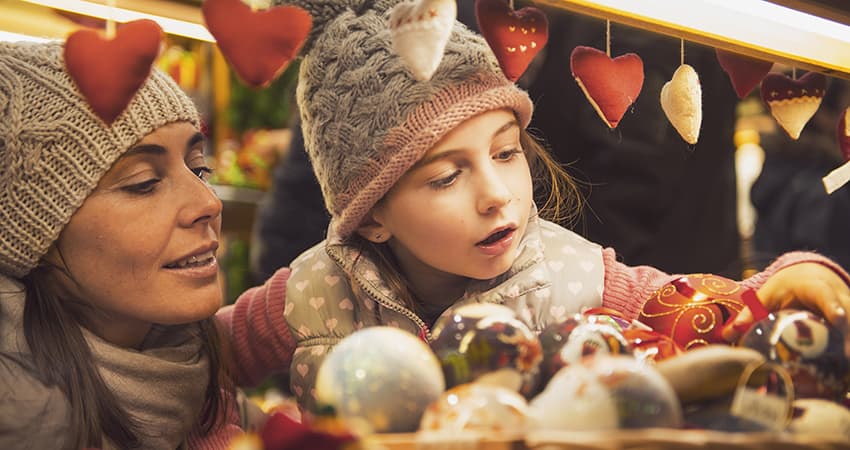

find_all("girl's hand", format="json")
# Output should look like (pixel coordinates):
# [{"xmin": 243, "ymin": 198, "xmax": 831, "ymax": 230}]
[{"xmin": 723, "ymin": 263, "xmax": 850, "ymax": 347}]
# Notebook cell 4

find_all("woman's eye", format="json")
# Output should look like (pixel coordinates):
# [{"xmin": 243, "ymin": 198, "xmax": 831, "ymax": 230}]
[
  {"xmin": 495, "ymin": 148, "xmax": 522, "ymax": 161},
  {"xmin": 192, "ymin": 166, "xmax": 214, "ymax": 182},
  {"xmin": 430, "ymin": 170, "xmax": 461, "ymax": 189},
  {"xmin": 123, "ymin": 179, "xmax": 160, "ymax": 194}
]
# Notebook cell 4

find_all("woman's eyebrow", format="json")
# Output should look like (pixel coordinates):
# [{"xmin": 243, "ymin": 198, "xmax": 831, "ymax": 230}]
[{"xmin": 414, "ymin": 119, "xmax": 520, "ymax": 169}]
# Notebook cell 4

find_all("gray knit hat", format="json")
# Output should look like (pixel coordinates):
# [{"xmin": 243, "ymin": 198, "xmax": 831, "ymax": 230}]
[
  {"xmin": 0, "ymin": 41, "xmax": 200, "ymax": 278},
  {"xmin": 277, "ymin": 0, "xmax": 533, "ymax": 239}
]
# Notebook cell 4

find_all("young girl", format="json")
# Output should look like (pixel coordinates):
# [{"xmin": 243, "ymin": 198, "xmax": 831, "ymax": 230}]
[
  {"xmin": 0, "ymin": 41, "xmax": 289, "ymax": 449},
  {"xmin": 227, "ymin": 0, "xmax": 850, "ymax": 414}
]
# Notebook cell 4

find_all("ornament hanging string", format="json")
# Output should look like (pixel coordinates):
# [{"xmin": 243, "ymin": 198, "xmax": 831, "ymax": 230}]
[
  {"xmin": 106, "ymin": 0, "xmax": 116, "ymax": 39},
  {"xmin": 606, "ymin": 20, "xmax": 611, "ymax": 57},
  {"xmin": 680, "ymin": 39, "xmax": 684, "ymax": 65}
]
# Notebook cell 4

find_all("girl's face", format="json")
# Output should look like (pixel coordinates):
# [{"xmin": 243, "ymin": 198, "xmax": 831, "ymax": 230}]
[
  {"xmin": 368, "ymin": 108, "xmax": 534, "ymax": 283},
  {"xmin": 47, "ymin": 121, "xmax": 223, "ymax": 347}
]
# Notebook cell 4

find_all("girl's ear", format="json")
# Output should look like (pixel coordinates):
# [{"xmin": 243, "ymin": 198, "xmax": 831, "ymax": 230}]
[{"xmin": 356, "ymin": 212, "xmax": 392, "ymax": 243}]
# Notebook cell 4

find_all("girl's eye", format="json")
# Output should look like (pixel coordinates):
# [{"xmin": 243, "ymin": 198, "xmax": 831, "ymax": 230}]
[
  {"xmin": 429, "ymin": 170, "xmax": 461, "ymax": 189},
  {"xmin": 495, "ymin": 148, "xmax": 522, "ymax": 161},
  {"xmin": 123, "ymin": 178, "xmax": 160, "ymax": 194},
  {"xmin": 192, "ymin": 166, "xmax": 214, "ymax": 182}
]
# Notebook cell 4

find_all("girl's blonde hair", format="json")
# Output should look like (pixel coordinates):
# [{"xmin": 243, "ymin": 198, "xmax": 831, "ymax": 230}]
[{"xmin": 350, "ymin": 128, "xmax": 583, "ymax": 319}]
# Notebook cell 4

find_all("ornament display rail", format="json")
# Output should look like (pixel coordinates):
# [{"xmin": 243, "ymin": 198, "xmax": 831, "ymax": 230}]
[
  {"xmin": 534, "ymin": 0, "xmax": 850, "ymax": 80},
  {"xmin": 371, "ymin": 429, "xmax": 850, "ymax": 449}
]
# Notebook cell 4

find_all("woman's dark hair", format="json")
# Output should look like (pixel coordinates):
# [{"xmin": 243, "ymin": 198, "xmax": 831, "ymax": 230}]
[
  {"xmin": 21, "ymin": 257, "xmax": 230, "ymax": 449},
  {"xmin": 349, "ymin": 127, "xmax": 583, "ymax": 315}
]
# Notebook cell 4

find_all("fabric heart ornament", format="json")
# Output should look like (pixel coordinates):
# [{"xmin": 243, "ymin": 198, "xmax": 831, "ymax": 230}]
[
  {"xmin": 389, "ymin": 0, "xmax": 457, "ymax": 82},
  {"xmin": 203, "ymin": 0, "xmax": 311, "ymax": 88},
  {"xmin": 822, "ymin": 107, "xmax": 850, "ymax": 194},
  {"xmin": 570, "ymin": 45, "xmax": 644, "ymax": 129},
  {"xmin": 839, "ymin": 107, "xmax": 850, "ymax": 162},
  {"xmin": 475, "ymin": 0, "xmax": 548, "ymax": 82},
  {"xmin": 715, "ymin": 49, "xmax": 773, "ymax": 99},
  {"xmin": 760, "ymin": 71, "xmax": 826, "ymax": 140},
  {"xmin": 64, "ymin": 19, "xmax": 162, "ymax": 124},
  {"xmin": 660, "ymin": 64, "xmax": 702, "ymax": 145}
]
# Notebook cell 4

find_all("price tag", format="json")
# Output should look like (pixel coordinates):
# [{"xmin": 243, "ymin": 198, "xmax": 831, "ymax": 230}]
[
  {"xmin": 729, "ymin": 362, "xmax": 793, "ymax": 431},
  {"xmin": 823, "ymin": 160, "xmax": 850, "ymax": 194}
]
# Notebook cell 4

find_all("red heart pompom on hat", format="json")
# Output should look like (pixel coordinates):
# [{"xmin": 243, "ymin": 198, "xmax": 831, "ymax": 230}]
[
  {"xmin": 475, "ymin": 0, "xmax": 548, "ymax": 82},
  {"xmin": 64, "ymin": 19, "xmax": 163, "ymax": 125},
  {"xmin": 203, "ymin": 0, "xmax": 311, "ymax": 88},
  {"xmin": 570, "ymin": 45, "xmax": 644, "ymax": 129},
  {"xmin": 715, "ymin": 49, "xmax": 773, "ymax": 99},
  {"xmin": 760, "ymin": 71, "xmax": 826, "ymax": 140}
]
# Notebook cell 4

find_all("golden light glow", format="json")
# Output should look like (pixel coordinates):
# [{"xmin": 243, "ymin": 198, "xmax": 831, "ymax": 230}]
[
  {"xmin": 0, "ymin": 30, "xmax": 53, "ymax": 42},
  {"xmin": 19, "ymin": 0, "xmax": 215, "ymax": 42},
  {"xmin": 537, "ymin": 0, "xmax": 850, "ymax": 78}
]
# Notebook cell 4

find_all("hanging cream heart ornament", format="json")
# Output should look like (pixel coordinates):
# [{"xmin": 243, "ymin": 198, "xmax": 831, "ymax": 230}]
[
  {"xmin": 475, "ymin": 0, "xmax": 548, "ymax": 82},
  {"xmin": 760, "ymin": 72, "xmax": 826, "ymax": 140},
  {"xmin": 389, "ymin": 0, "xmax": 457, "ymax": 82},
  {"xmin": 64, "ymin": 19, "xmax": 163, "ymax": 124},
  {"xmin": 660, "ymin": 64, "xmax": 702, "ymax": 145},
  {"xmin": 570, "ymin": 46, "xmax": 644, "ymax": 129}
]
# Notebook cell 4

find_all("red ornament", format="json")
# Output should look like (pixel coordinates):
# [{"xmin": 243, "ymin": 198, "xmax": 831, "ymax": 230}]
[
  {"xmin": 715, "ymin": 49, "xmax": 773, "ymax": 99},
  {"xmin": 837, "ymin": 106, "xmax": 850, "ymax": 162},
  {"xmin": 202, "ymin": 0, "xmax": 311, "ymax": 88},
  {"xmin": 64, "ymin": 19, "xmax": 162, "ymax": 124},
  {"xmin": 639, "ymin": 274, "xmax": 768, "ymax": 350},
  {"xmin": 570, "ymin": 45, "xmax": 644, "ymax": 129},
  {"xmin": 475, "ymin": 0, "xmax": 548, "ymax": 82},
  {"xmin": 621, "ymin": 328, "xmax": 683, "ymax": 362}
]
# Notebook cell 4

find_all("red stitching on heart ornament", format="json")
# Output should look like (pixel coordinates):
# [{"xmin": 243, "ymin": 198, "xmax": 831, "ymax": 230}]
[
  {"xmin": 570, "ymin": 45, "xmax": 644, "ymax": 129},
  {"xmin": 760, "ymin": 71, "xmax": 826, "ymax": 140},
  {"xmin": 64, "ymin": 19, "xmax": 163, "ymax": 125},
  {"xmin": 203, "ymin": 0, "xmax": 311, "ymax": 88},
  {"xmin": 475, "ymin": 0, "xmax": 548, "ymax": 82}
]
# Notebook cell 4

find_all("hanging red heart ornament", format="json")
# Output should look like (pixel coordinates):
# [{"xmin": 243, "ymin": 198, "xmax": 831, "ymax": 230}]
[
  {"xmin": 64, "ymin": 19, "xmax": 163, "ymax": 125},
  {"xmin": 570, "ymin": 45, "xmax": 644, "ymax": 129},
  {"xmin": 715, "ymin": 49, "xmax": 773, "ymax": 99},
  {"xmin": 203, "ymin": 0, "xmax": 311, "ymax": 88},
  {"xmin": 475, "ymin": 0, "xmax": 548, "ymax": 82},
  {"xmin": 822, "ymin": 107, "xmax": 850, "ymax": 194},
  {"xmin": 760, "ymin": 71, "xmax": 826, "ymax": 140},
  {"xmin": 839, "ymin": 107, "xmax": 850, "ymax": 162}
]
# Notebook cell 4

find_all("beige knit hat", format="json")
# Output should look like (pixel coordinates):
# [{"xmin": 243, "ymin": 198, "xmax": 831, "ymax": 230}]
[
  {"xmin": 0, "ymin": 41, "xmax": 200, "ymax": 278},
  {"xmin": 276, "ymin": 0, "xmax": 533, "ymax": 239}
]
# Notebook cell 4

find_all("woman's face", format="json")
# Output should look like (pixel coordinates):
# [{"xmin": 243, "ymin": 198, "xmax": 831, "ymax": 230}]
[
  {"xmin": 48, "ymin": 121, "xmax": 223, "ymax": 347},
  {"xmin": 368, "ymin": 108, "xmax": 534, "ymax": 283}
]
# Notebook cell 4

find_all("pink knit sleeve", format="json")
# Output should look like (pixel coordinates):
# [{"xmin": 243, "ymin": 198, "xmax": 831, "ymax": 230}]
[
  {"xmin": 216, "ymin": 267, "xmax": 295, "ymax": 387},
  {"xmin": 739, "ymin": 250, "xmax": 850, "ymax": 290},
  {"xmin": 599, "ymin": 247, "xmax": 678, "ymax": 321},
  {"xmin": 600, "ymin": 248, "xmax": 850, "ymax": 323}
]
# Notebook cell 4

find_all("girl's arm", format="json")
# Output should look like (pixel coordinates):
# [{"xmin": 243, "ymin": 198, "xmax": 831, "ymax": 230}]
[
  {"xmin": 600, "ymin": 247, "xmax": 850, "ymax": 330},
  {"xmin": 216, "ymin": 267, "xmax": 295, "ymax": 387}
]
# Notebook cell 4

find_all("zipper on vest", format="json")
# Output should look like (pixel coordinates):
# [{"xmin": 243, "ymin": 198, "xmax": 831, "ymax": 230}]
[{"xmin": 355, "ymin": 274, "xmax": 433, "ymax": 342}]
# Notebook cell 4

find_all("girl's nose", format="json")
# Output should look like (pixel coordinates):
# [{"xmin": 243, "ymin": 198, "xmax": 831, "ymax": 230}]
[{"xmin": 476, "ymin": 167, "xmax": 513, "ymax": 215}]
